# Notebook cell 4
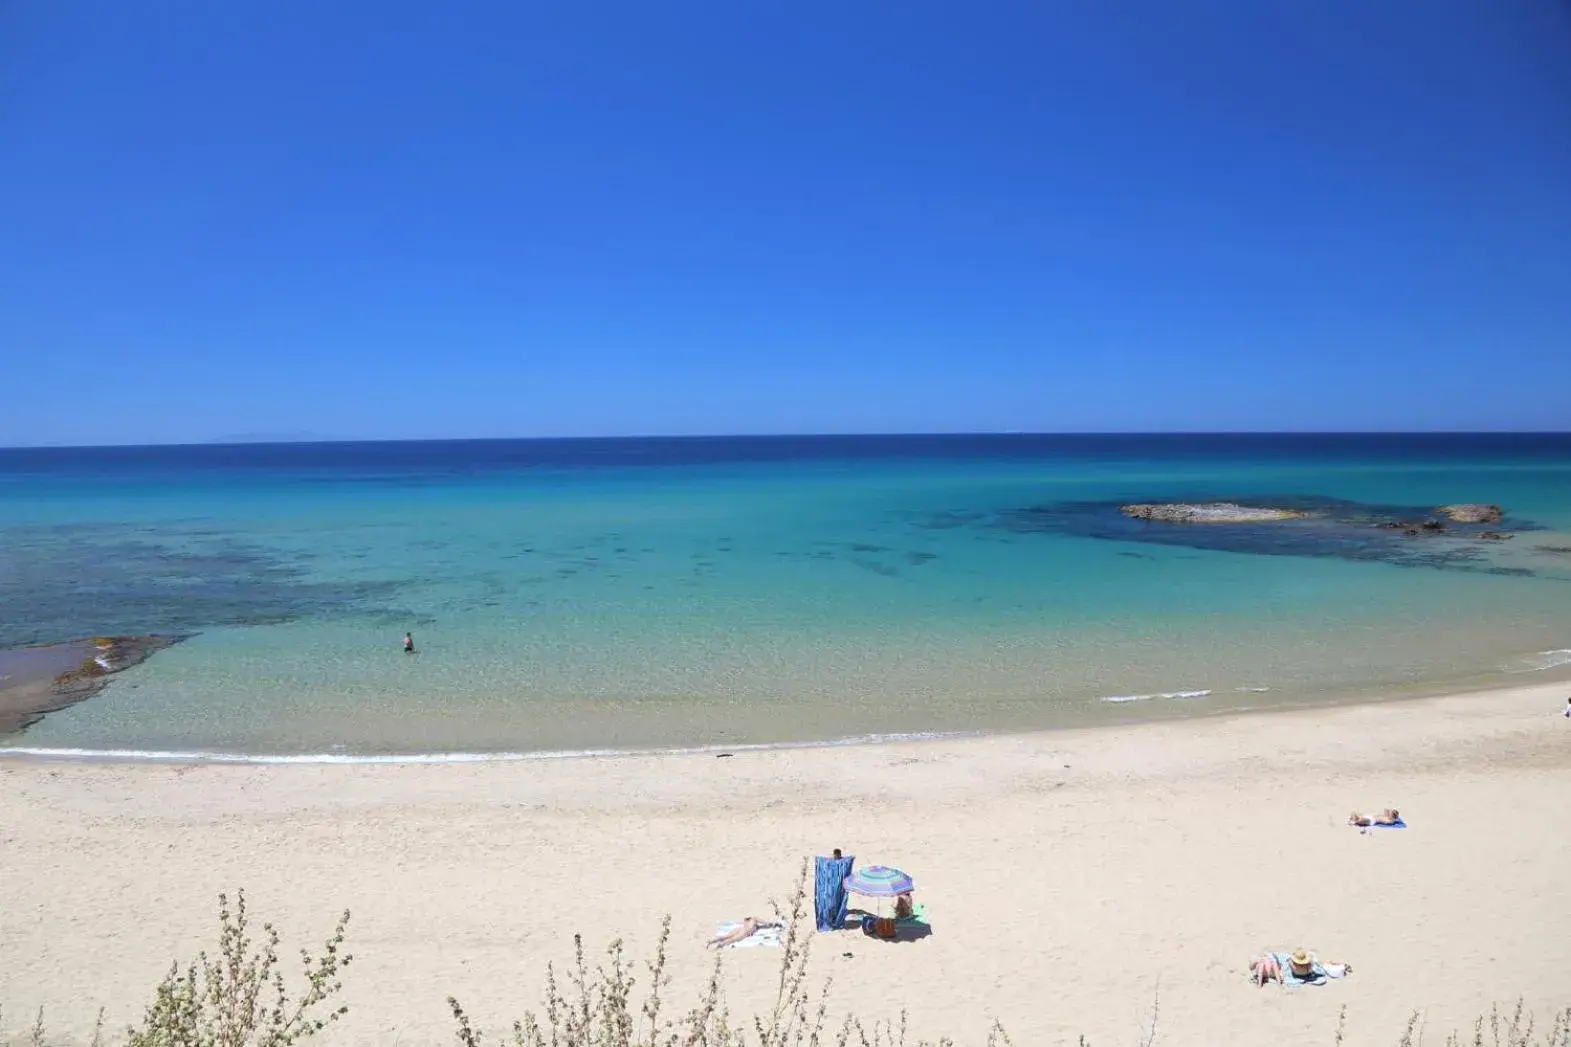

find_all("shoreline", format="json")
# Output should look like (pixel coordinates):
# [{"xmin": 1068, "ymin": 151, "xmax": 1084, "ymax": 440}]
[
  {"xmin": 5, "ymin": 657, "xmax": 1570, "ymax": 765},
  {"xmin": 2, "ymin": 679, "xmax": 1568, "ymax": 1045}
]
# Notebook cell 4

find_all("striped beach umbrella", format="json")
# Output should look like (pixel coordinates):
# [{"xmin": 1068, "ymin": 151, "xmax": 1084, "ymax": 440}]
[{"xmin": 844, "ymin": 865, "xmax": 914, "ymax": 898}]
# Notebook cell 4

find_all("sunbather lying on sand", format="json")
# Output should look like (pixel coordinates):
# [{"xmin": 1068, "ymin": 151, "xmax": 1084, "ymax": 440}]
[
  {"xmin": 1250, "ymin": 948, "xmax": 1350, "ymax": 987},
  {"xmin": 1348, "ymin": 808, "xmax": 1401, "ymax": 827},
  {"xmin": 706, "ymin": 917, "xmax": 782, "ymax": 949}
]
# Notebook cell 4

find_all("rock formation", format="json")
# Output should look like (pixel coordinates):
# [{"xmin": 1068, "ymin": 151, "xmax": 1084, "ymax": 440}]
[
  {"xmin": 0, "ymin": 635, "xmax": 187, "ymax": 736},
  {"xmin": 1119, "ymin": 503, "xmax": 1309, "ymax": 524},
  {"xmin": 1437, "ymin": 504, "xmax": 1503, "ymax": 524}
]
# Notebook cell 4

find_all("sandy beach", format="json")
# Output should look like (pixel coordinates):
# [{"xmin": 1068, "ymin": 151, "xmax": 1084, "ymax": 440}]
[{"xmin": 3, "ymin": 681, "xmax": 1569, "ymax": 1046}]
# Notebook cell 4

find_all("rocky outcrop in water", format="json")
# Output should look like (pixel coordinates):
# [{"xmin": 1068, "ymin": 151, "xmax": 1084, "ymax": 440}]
[
  {"xmin": 1437, "ymin": 504, "xmax": 1503, "ymax": 524},
  {"xmin": 992, "ymin": 495, "xmax": 1546, "ymax": 576},
  {"xmin": 50, "ymin": 635, "xmax": 186, "ymax": 700},
  {"xmin": 0, "ymin": 635, "xmax": 187, "ymax": 736},
  {"xmin": 1120, "ymin": 503, "xmax": 1308, "ymax": 524}
]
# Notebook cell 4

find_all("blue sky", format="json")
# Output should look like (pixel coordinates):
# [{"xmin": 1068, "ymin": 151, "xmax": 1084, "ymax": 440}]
[{"xmin": 3, "ymin": 2, "xmax": 1569, "ymax": 445}]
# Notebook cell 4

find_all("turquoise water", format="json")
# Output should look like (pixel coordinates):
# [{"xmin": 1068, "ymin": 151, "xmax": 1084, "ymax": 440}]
[{"xmin": 3, "ymin": 436, "xmax": 1570, "ymax": 757}]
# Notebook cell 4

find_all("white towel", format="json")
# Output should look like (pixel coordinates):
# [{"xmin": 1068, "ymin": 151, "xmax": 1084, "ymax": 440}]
[{"xmin": 713, "ymin": 921, "xmax": 784, "ymax": 948}]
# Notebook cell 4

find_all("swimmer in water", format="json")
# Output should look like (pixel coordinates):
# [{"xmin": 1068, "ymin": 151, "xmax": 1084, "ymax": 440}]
[{"xmin": 403, "ymin": 632, "xmax": 415, "ymax": 654}]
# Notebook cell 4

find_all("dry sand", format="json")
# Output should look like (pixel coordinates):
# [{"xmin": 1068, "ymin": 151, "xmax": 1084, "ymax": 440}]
[{"xmin": 3, "ymin": 682, "xmax": 1570, "ymax": 1046}]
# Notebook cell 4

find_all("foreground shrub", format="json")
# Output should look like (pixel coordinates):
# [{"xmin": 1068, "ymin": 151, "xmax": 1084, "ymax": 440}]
[
  {"xmin": 5, "ymin": 881, "xmax": 1570, "ymax": 1046},
  {"xmin": 1434, "ymin": 1000, "xmax": 1571, "ymax": 1047},
  {"xmin": 448, "ymin": 860, "xmax": 1013, "ymax": 1047},
  {"xmin": 124, "ymin": 890, "xmax": 351, "ymax": 1047}
]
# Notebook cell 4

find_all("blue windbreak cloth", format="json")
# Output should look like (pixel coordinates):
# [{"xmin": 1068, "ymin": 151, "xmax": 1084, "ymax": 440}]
[{"xmin": 815, "ymin": 855, "xmax": 855, "ymax": 931}]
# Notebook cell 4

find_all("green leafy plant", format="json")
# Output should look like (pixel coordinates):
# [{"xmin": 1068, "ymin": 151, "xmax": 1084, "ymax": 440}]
[{"xmin": 124, "ymin": 890, "xmax": 350, "ymax": 1047}]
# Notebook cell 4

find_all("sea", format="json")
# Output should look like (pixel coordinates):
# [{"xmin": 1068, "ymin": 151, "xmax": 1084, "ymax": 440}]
[{"xmin": 3, "ymin": 434, "xmax": 1570, "ymax": 761}]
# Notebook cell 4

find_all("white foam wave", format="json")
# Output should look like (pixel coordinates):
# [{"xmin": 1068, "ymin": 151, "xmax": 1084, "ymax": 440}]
[
  {"xmin": 1507, "ymin": 649, "xmax": 1571, "ymax": 674},
  {"xmin": 0, "ymin": 730, "xmax": 973, "ymax": 766},
  {"xmin": 1100, "ymin": 689, "xmax": 1212, "ymax": 704}
]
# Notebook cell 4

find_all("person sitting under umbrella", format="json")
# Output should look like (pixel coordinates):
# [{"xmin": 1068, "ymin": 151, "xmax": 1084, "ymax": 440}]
[
  {"xmin": 845, "ymin": 865, "xmax": 915, "ymax": 939},
  {"xmin": 851, "ymin": 891, "xmax": 915, "ymax": 923}
]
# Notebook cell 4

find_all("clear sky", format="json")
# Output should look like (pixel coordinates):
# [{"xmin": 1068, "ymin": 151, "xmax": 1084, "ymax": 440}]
[{"xmin": 3, "ymin": 2, "xmax": 1570, "ymax": 445}]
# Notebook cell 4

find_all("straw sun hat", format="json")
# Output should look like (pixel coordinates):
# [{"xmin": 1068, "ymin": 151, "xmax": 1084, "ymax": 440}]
[{"xmin": 1289, "ymin": 948, "xmax": 1314, "ymax": 969}]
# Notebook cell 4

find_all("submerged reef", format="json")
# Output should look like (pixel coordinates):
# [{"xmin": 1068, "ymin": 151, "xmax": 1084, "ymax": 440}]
[{"xmin": 918, "ymin": 495, "xmax": 1548, "ymax": 576}]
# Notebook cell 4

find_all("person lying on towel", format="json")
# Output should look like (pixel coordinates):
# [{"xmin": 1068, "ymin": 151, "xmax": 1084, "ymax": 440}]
[
  {"xmin": 707, "ymin": 917, "xmax": 782, "ymax": 949},
  {"xmin": 1348, "ymin": 808, "xmax": 1401, "ymax": 827},
  {"xmin": 1250, "ymin": 948, "xmax": 1351, "ymax": 987}
]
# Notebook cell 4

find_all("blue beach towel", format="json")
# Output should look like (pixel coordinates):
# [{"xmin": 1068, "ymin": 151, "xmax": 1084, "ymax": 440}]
[
  {"xmin": 1269, "ymin": 952, "xmax": 1328, "ymax": 986},
  {"xmin": 1259, "ymin": 951, "xmax": 1349, "ymax": 987},
  {"xmin": 1356, "ymin": 818, "xmax": 1407, "ymax": 831},
  {"xmin": 814, "ymin": 854, "xmax": 855, "ymax": 931}
]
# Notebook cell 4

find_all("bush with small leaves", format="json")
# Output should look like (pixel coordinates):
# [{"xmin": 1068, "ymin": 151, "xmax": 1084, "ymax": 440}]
[
  {"xmin": 6, "ymin": 889, "xmax": 1571, "ymax": 1047},
  {"xmin": 448, "ymin": 860, "xmax": 1014, "ymax": 1047},
  {"xmin": 123, "ymin": 890, "xmax": 351, "ymax": 1047}
]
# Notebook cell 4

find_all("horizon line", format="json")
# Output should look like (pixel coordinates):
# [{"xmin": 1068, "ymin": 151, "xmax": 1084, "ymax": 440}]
[{"xmin": 3, "ymin": 429, "xmax": 1570, "ymax": 451}]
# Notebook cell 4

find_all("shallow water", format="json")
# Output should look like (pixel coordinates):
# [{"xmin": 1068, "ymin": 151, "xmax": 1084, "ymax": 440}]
[{"xmin": 3, "ymin": 435, "xmax": 1570, "ymax": 756}]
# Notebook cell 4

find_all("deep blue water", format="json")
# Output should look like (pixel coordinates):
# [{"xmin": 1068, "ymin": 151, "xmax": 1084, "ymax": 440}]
[{"xmin": 6, "ymin": 432, "xmax": 1571, "ymax": 475}]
